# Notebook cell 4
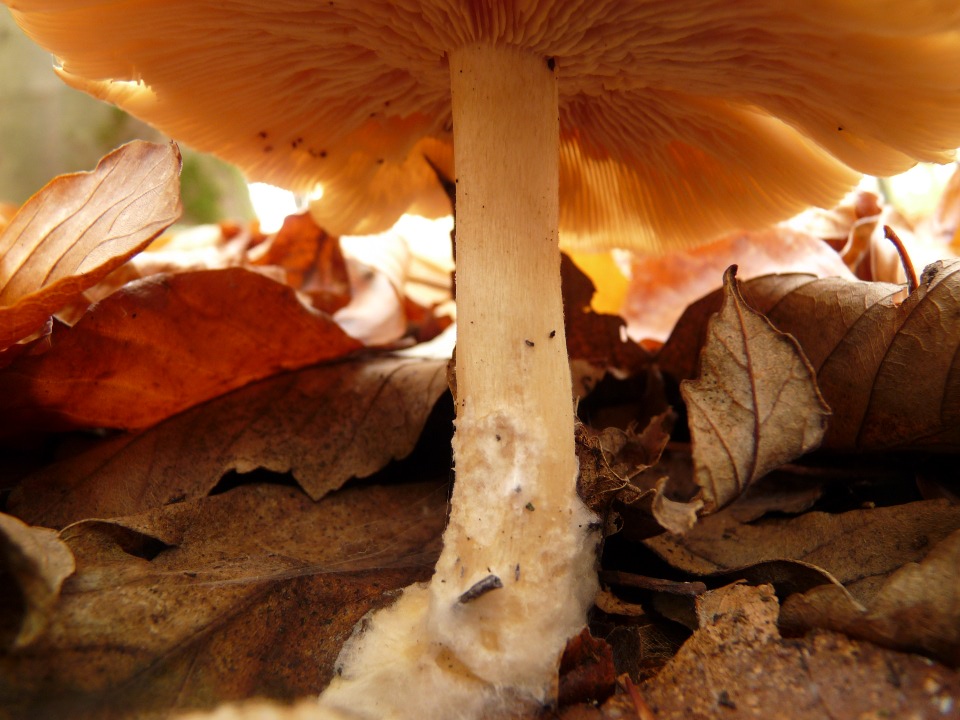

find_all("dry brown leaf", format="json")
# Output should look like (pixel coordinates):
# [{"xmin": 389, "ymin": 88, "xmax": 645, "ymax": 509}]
[
  {"xmin": 641, "ymin": 583, "xmax": 960, "ymax": 719},
  {"xmin": 676, "ymin": 267, "xmax": 829, "ymax": 517},
  {"xmin": 0, "ymin": 141, "xmax": 182, "ymax": 350},
  {"xmin": 645, "ymin": 500, "xmax": 960, "ymax": 605},
  {"xmin": 0, "ymin": 267, "xmax": 363, "ymax": 435},
  {"xmin": 659, "ymin": 259, "xmax": 960, "ymax": 452},
  {"xmin": 781, "ymin": 527, "xmax": 960, "ymax": 666},
  {"xmin": 751, "ymin": 259, "xmax": 960, "ymax": 451},
  {"xmin": 643, "ymin": 500, "xmax": 960, "ymax": 663},
  {"xmin": 0, "ymin": 480, "xmax": 447, "ymax": 720},
  {"xmin": 0, "ymin": 512, "xmax": 75, "ymax": 650},
  {"xmin": 7, "ymin": 356, "xmax": 449, "ymax": 529}
]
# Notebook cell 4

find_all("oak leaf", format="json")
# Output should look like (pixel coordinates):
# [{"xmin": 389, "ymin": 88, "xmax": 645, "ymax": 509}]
[{"xmin": 0, "ymin": 141, "xmax": 182, "ymax": 350}]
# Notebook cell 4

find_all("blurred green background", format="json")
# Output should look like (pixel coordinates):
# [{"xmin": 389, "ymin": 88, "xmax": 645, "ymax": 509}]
[{"xmin": 0, "ymin": 9, "xmax": 254, "ymax": 224}]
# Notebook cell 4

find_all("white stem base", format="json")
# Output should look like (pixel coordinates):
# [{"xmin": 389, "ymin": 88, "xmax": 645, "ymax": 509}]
[{"xmin": 317, "ymin": 43, "xmax": 598, "ymax": 720}]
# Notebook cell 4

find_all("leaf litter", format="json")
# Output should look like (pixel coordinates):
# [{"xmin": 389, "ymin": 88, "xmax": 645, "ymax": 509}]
[{"xmin": 1, "ymin": 145, "xmax": 959, "ymax": 718}]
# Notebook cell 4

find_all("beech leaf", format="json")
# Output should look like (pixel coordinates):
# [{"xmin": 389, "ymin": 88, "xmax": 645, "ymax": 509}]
[
  {"xmin": 678, "ymin": 266, "xmax": 830, "ymax": 515},
  {"xmin": 8, "ymin": 356, "xmax": 450, "ymax": 529},
  {"xmin": 0, "ymin": 480, "xmax": 447, "ymax": 719},
  {"xmin": 0, "ymin": 141, "xmax": 182, "ymax": 350},
  {"xmin": 0, "ymin": 267, "xmax": 363, "ymax": 434},
  {"xmin": 0, "ymin": 512, "xmax": 75, "ymax": 650}
]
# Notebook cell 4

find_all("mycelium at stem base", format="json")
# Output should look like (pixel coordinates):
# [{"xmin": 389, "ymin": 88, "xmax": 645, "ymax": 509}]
[{"xmin": 318, "ymin": 44, "xmax": 598, "ymax": 720}]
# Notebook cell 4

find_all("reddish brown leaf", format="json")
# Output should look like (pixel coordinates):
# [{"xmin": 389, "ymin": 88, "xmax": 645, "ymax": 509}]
[
  {"xmin": 248, "ymin": 212, "xmax": 351, "ymax": 314},
  {"xmin": 623, "ymin": 228, "xmax": 853, "ymax": 344},
  {"xmin": 8, "ymin": 356, "xmax": 449, "ymax": 529},
  {"xmin": 0, "ymin": 480, "xmax": 447, "ymax": 720},
  {"xmin": 558, "ymin": 630, "xmax": 617, "ymax": 706},
  {"xmin": 0, "ymin": 141, "xmax": 182, "ymax": 350},
  {"xmin": 0, "ymin": 267, "xmax": 362, "ymax": 434}
]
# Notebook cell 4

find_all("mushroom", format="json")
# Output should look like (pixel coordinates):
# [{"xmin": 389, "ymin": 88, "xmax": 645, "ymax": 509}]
[{"xmin": 6, "ymin": 3, "xmax": 960, "ymax": 718}]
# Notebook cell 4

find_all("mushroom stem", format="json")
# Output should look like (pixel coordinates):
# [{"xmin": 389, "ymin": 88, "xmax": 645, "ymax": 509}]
[
  {"xmin": 318, "ymin": 43, "xmax": 597, "ymax": 720},
  {"xmin": 432, "ymin": 41, "xmax": 598, "ymax": 690}
]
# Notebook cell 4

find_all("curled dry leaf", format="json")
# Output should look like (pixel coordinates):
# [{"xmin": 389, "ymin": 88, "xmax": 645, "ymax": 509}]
[
  {"xmin": 641, "ymin": 583, "xmax": 960, "ymax": 720},
  {"xmin": 671, "ymin": 267, "xmax": 829, "ymax": 520},
  {"xmin": 0, "ymin": 267, "xmax": 363, "ymax": 435},
  {"xmin": 645, "ymin": 500, "xmax": 960, "ymax": 601},
  {"xmin": 0, "ymin": 512, "xmax": 75, "ymax": 650},
  {"xmin": 757, "ymin": 259, "xmax": 960, "ymax": 451},
  {"xmin": 0, "ymin": 141, "xmax": 182, "ymax": 350},
  {"xmin": 0, "ymin": 480, "xmax": 448, "ymax": 720},
  {"xmin": 8, "ymin": 356, "xmax": 449, "ymax": 529},
  {"xmin": 660, "ymin": 259, "xmax": 960, "ymax": 452}
]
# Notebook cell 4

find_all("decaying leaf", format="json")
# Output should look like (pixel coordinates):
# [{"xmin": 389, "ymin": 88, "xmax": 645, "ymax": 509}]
[
  {"xmin": 8, "ymin": 356, "xmax": 449, "ymax": 529},
  {"xmin": 0, "ymin": 267, "xmax": 362, "ymax": 434},
  {"xmin": 0, "ymin": 141, "xmax": 182, "ymax": 350},
  {"xmin": 781, "ymin": 528, "xmax": 960, "ymax": 666},
  {"xmin": 0, "ymin": 512, "xmax": 75, "ymax": 650},
  {"xmin": 0, "ymin": 480, "xmax": 448, "ymax": 720},
  {"xmin": 672, "ymin": 267, "xmax": 829, "ymax": 519},
  {"xmin": 641, "ymin": 583, "xmax": 960, "ymax": 720},
  {"xmin": 644, "ymin": 500, "xmax": 960, "ymax": 663}
]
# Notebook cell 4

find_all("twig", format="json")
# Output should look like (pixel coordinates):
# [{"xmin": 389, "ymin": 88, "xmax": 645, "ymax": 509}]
[{"xmin": 883, "ymin": 225, "xmax": 918, "ymax": 294}]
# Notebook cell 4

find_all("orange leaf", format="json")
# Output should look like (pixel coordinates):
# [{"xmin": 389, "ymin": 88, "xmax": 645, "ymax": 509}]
[
  {"xmin": 0, "ymin": 141, "xmax": 182, "ymax": 349},
  {"xmin": 0, "ymin": 267, "xmax": 362, "ymax": 434}
]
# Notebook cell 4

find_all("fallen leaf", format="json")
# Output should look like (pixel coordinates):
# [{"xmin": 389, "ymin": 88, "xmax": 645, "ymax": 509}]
[
  {"xmin": 562, "ymin": 254, "xmax": 650, "ymax": 390},
  {"xmin": 623, "ymin": 228, "xmax": 853, "ymax": 344},
  {"xmin": 644, "ymin": 500, "xmax": 960, "ymax": 605},
  {"xmin": 0, "ymin": 141, "xmax": 182, "ymax": 350},
  {"xmin": 0, "ymin": 267, "xmax": 362, "ymax": 434},
  {"xmin": 248, "ymin": 212, "xmax": 351, "ymax": 314},
  {"xmin": 0, "ymin": 512, "xmax": 75, "ymax": 650},
  {"xmin": 677, "ymin": 266, "xmax": 830, "ymax": 515},
  {"xmin": 659, "ymin": 260, "xmax": 960, "ymax": 452},
  {"xmin": 752, "ymin": 259, "xmax": 960, "ymax": 451},
  {"xmin": 0, "ymin": 480, "xmax": 447, "ymax": 720},
  {"xmin": 643, "ymin": 500, "xmax": 960, "ymax": 663},
  {"xmin": 558, "ymin": 630, "xmax": 617, "ymax": 706},
  {"xmin": 641, "ymin": 583, "xmax": 960, "ymax": 720},
  {"xmin": 781, "ymin": 527, "xmax": 960, "ymax": 666},
  {"xmin": 7, "ymin": 355, "xmax": 450, "ymax": 529}
]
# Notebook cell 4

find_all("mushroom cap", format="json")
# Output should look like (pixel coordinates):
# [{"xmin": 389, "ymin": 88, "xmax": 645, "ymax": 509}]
[{"xmin": 7, "ymin": 1, "xmax": 960, "ymax": 249}]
